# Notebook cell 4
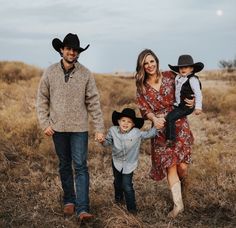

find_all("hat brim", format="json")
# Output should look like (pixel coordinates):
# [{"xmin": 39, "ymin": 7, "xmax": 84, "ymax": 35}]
[
  {"xmin": 52, "ymin": 38, "xmax": 90, "ymax": 55},
  {"xmin": 112, "ymin": 111, "xmax": 144, "ymax": 129},
  {"xmin": 168, "ymin": 62, "xmax": 204, "ymax": 73}
]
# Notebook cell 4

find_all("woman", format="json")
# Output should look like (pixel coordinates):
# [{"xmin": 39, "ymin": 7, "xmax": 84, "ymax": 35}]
[{"xmin": 135, "ymin": 49, "xmax": 194, "ymax": 218}]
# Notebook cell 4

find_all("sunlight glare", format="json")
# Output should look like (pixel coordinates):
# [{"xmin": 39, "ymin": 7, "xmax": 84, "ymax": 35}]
[{"xmin": 216, "ymin": 9, "xmax": 223, "ymax": 16}]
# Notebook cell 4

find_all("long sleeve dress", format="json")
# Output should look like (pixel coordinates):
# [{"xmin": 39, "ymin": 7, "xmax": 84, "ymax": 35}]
[{"xmin": 136, "ymin": 71, "xmax": 194, "ymax": 181}]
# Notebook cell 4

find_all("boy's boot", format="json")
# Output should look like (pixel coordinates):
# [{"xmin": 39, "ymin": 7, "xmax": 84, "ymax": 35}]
[{"xmin": 167, "ymin": 181, "xmax": 184, "ymax": 218}]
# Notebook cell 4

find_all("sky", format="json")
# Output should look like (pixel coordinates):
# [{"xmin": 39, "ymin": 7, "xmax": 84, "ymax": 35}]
[{"xmin": 0, "ymin": 0, "xmax": 235, "ymax": 73}]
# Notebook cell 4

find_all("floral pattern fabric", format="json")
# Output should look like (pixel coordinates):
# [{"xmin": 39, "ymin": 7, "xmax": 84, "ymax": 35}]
[{"xmin": 136, "ymin": 71, "xmax": 194, "ymax": 181}]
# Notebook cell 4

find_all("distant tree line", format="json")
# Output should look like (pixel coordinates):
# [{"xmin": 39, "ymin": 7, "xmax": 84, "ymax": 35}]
[{"xmin": 218, "ymin": 57, "xmax": 236, "ymax": 72}]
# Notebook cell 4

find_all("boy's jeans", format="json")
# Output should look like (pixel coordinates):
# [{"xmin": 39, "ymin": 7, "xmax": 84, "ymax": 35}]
[
  {"xmin": 52, "ymin": 131, "xmax": 89, "ymax": 215},
  {"xmin": 165, "ymin": 106, "xmax": 194, "ymax": 141},
  {"xmin": 112, "ymin": 161, "xmax": 136, "ymax": 212}
]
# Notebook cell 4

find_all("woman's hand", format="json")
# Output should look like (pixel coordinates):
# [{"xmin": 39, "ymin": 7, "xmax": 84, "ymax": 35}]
[{"xmin": 185, "ymin": 96, "xmax": 195, "ymax": 108}]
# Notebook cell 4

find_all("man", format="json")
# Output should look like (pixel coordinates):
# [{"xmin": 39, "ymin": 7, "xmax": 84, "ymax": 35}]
[{"xmin": 36, "ymin": 33, "xmax": 104, "ymax": 221}]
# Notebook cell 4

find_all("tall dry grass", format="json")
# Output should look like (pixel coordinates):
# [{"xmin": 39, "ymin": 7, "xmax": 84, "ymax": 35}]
[
  {"xmin": 0, "ymin": 62, "xmax": 235, "ymax": 227},
  {"xmin": 0, "ymin": 61, "xmax": 42, "ymax": 83}
]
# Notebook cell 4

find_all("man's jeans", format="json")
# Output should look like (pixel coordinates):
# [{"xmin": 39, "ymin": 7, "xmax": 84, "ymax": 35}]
[
  {"xmin": 112, "ymin": 161, "xmax": 136, "ymax": 212},
  {"xmin": 52, "ymin": 132, "xmax": 89, "ymax": 214},
  {"xmin": 165, "ymin": 106, "xmax": 194, "ymax": 141}
]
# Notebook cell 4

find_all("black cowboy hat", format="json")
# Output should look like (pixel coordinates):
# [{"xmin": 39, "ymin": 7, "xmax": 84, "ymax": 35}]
[
  {"xmin": 112, "ymin": 108, "xmax": 144, "ymax": 129},
  {"xmin": 52, "ymin": 33, "xmax": 90, "ymax": 55},
  {"xmin": 168, "ymin": 54, "xmax": 204, "ymax": 73}
]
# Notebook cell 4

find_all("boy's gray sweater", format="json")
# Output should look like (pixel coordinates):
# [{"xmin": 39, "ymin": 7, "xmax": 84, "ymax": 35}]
[{"xmin": 36, "ymin": 61, "xmax": 104, "ymax": 133}]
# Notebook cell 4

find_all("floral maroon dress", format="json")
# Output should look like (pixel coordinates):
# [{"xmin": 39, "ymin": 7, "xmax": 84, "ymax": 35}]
[{"xmin": 136, "ymin": 71, "xmax": 194, "ymax": 181}]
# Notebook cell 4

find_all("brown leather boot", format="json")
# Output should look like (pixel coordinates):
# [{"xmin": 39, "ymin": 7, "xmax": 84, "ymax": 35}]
[
  {"xmin": 63, "ymin": 203, "xmax": 75, "ymax": 216},
  {"xmin": 78, "ymin": 212, "xmax": 94, "ymax": 221}
]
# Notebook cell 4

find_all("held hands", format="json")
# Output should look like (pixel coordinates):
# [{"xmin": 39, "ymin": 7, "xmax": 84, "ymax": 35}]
[
  {"xmin": 95, "ymin": 132, "xmax": 105, "ymax": 143},
  {"xmin": 152, "ymin": 116, "xmax": 166, "ymax": 129}
]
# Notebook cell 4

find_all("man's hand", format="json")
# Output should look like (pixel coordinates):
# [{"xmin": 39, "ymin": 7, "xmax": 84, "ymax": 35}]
[
  {"xmin": 95, "ymin": 132, "xmax": 104, "ymax": 143},
  {"xmin": 44, "ymin": 126, "xmax": 55, "ymax": 136}
]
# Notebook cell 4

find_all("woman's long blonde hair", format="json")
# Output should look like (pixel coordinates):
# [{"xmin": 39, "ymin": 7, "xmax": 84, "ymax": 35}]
[{"xmin": 135, "ymin": 49, "xmax": 161, "ymax": 94}]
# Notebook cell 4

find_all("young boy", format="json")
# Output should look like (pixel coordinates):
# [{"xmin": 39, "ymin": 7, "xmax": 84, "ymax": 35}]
[
  {"xmin": 100, "ymin": 108, "xmax": 158, "ymax": 214},
  {"xmin": 166, "ymin": 54, "xmax": 204, "ymax": 146}
]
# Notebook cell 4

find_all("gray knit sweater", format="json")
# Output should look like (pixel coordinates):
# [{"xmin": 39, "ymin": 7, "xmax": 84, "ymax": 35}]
[{"xmin": 36, "ymin": 61, "xmax": 104, "ymax": 133}]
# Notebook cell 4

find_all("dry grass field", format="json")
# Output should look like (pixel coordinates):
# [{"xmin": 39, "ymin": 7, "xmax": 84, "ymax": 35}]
[{"xmin": 0, "ymin": 61, "xmax": 235, "ymax": 228}]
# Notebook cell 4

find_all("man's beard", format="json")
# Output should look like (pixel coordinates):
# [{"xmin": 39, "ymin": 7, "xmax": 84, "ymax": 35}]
[
  {"xmin": 64, "ymin": 55, "xmax": 78, "ymax": 64},
  {"xmin": 64, "ymin": 58, "xmax": 76, "ymax": 64}
]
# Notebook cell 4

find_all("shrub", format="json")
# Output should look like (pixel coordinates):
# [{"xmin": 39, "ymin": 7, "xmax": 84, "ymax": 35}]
[
  {"xmin": 218, "ymin": 57, "xmax": 236, "ymax": 73},
  {"xmin": 0, "ymin": 61, "xmax": 42, "ymax": 83}
]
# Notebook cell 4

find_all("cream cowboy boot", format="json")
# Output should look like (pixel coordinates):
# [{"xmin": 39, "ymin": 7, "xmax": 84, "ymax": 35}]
[{"xmin": 168, "ymin": 181, "xmax": 184, "ymax": 218}]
